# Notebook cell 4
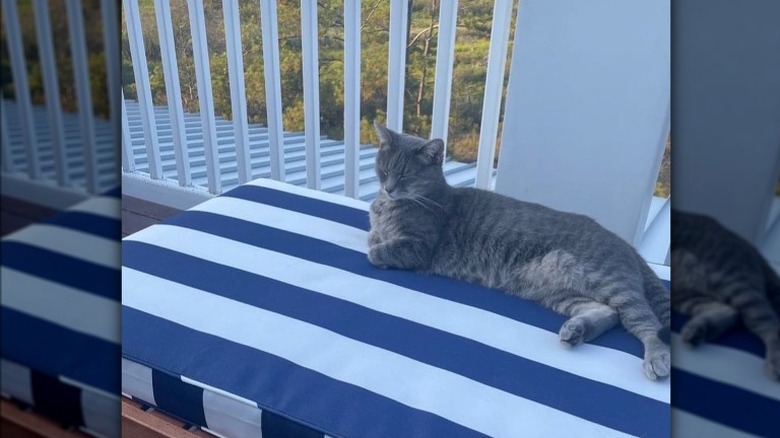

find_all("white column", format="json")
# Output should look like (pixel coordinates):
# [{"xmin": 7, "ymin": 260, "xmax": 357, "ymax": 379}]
[
  {"xmin": 343, "ymin": 0, "xmax": 361, "ymax": 198},
  {"xmin": 301, "ymin": 0, "xmax": 321, "ymax": 190},
  {"xmin": 154, "ymin": 0, "xmax": 191, "ymax": 186},
  {"xmin": 386, "ymin": 0, "xmax": 409, "ymax": 132},
  {"xmin": 260, "ymin": 0, "xmax": 286, "ymax": 181},
  {"xmin": 2, "ymin": 0, "xmax": 40, "ymax": 180}
]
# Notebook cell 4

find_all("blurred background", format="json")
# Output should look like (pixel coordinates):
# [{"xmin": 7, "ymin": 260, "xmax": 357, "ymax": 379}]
[{"xmin": 671, "ymin": 0, "xmax": 780, "ymax": 436}]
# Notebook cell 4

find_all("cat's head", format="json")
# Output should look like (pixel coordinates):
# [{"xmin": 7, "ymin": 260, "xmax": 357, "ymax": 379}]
[{"xmin": 373, "ymin": 121, "xmax": 446, "ymax": 200}]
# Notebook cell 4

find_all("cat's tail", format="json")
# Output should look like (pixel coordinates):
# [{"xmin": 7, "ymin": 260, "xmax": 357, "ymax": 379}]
[{"xmin": 638, "ymin": 258, "xmax": 671, "ymax": 339}]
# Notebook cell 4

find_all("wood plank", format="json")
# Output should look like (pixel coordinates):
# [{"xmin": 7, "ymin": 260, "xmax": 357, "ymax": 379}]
[
  {"xmin": 122, "ymin": 209, "xmax": 163, "ymax": 236},
  {"xmin": 1, "ymin": 196, "xmax": 58, "ymax": 220},
  {"xmin": 0, "ymin": 398, "xmax": 88, "ymax": 438},
  {"xmin": 1, "ymin": 211, "xmax": 36, "ymax": 236},
  {"xmin": 121, "ymin": 398, "xmax": 203, "ymax": 438},
  {"xmin": 122, "ymin": 195, "xmax": 181, "ymax": 221}
]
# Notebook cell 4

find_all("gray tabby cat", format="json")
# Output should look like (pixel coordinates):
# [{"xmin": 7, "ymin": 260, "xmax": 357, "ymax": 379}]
[
  {"xmin": 367, "ymin": 122, "xmax": 670, "ymax": 380},
  {"xmin": 672, "ymin": 210, "xmax": 780, "ymax": 380}
]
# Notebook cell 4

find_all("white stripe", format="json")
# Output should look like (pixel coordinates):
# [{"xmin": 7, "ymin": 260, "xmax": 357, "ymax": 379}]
[
  {"xmin": 672, "ymin": 409, "xmax": 761, "ymax": 438},
  {"xmin": 202, "ymin": 386, "xmax": 263, "ymax": 437},
  {"xmin": 190, "ymin": 198, "xmax": 365, "ymax": 252},
  {"xmin": 59, "ymin": 375, "xmax": 120, "ymax": 401},
  {"xmin": 0, "ymin": 267, "xmax": 119, "ymax": 343},
  {"xmin": 671, "ymin": 334, "xmax": 779, "ymax": 402},
  {"xmin": 0, "ymin": 359, "xmax": 33, "ymax": 405},
  {"xmin": 248, "ymin": 178, "xmax": 369, "ymax": 211},
  {"xmin": 68, "ymin": 197, "xmax": 121, "ymax": 219},
  {"xmin": 121, "ymin": 359, "xmax": 156, "ymax": 406},
  {"xmin": 126, "ymin": 225, "xmax": 669, "ymax": 403},
  {"xmin": 3, "ymin": 224, "xmax": 119, "ymax": 268},
  {"xmin": 122, "ymin": 267, "xmax": 630, "ymax": 438},
  {"xmin": 181, "ymin": 376, "xmax": 259, "ymax": 408},
  {"xmin": 81, "ymin": 389, "xmax": 121, "ymax": 438}
]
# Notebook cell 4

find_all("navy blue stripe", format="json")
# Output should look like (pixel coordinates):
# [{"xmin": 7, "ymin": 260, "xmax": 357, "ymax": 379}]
[
  {"xmin": 2, "ymin": 242, "xmax": 120, "ymax": 300},
  {"xmin": 162, "ymin": 210, "xmax": 646, "ymax": 359},
  {"xmin": 122, "ymin": 307, "xmax": 486, "ymax": 438},
  {"xmin": 1, "ymin": 308, "xmax": 120, "ymax": 394},
  {"xmin": 42, "ymin": 211, "xmax": 120, "ymax": 240},
  {"xmin": 152, "ymin": 370, "xmax": 206, "ymax": 427},
  {"xmin": 30, "ymin": 370, "xmax": 84, "ymax": 428},
  {"xmin": 671, "ymin": 311, "xmax": 764, "ymax": 358},
  {"xmin": 262, "ymin": 410, "xmax": 324, "ymax": 438},
  {"xmin": 672, "ymin": 368, "xmax": 779, "ymax": 437},
  {"xmin": 123, "ymin": 241, "xmax": 667, "ymax": 437},
  {"xmin": 222, "ymin": 185, "xmax": 371, "ymax": 230}
]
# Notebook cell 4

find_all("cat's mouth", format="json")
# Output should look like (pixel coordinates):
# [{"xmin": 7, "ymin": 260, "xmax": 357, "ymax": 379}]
[{"xmin": 382, "ymin": 188, "xmax": 400, "ymax": 200}]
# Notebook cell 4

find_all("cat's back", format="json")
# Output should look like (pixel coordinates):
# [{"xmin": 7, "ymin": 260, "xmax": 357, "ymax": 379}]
[
  {"xmin": 448, "ymin": 187, "xmax": 607, "ymax": 237},
  {"xmin": 672, "ymin": 209, "xmax": 766, "ymax": 282}
]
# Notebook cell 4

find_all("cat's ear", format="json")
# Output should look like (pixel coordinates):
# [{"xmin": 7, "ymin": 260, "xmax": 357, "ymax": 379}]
[
  {"xmin": 374, "ymin": 121, "xmax": 393, "ymax": 148},
  {"xmin": 417, "ymin": 139, "xmax": 444, "ymax": 165}
]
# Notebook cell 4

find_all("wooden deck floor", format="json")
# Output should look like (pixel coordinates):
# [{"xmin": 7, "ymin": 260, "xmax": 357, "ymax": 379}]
[
  {"xmin": 1, "ymin": 193, "xmax": 182, "ymax": 238},
  {"xmin": 122, "ymin": 195, "xmax": 182, "ymax": 237},
  {"xmin": 0, "ymin": 196, "xmax": 58, "ymax": 237}
]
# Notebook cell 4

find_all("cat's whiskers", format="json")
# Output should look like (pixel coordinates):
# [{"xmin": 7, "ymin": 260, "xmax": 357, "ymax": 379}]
[{"xmin": 405, "ymin": 193, "xmax": 442, "ymax": 211}]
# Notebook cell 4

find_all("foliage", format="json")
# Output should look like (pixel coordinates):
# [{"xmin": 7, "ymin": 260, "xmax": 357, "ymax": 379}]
[
  {"xmin": 1, "ymin": 0, "xmax": 670, "ymax": 197},
  {"xmin": 0, "ymin": 0, "xmax": 109, "ymax": 117}
]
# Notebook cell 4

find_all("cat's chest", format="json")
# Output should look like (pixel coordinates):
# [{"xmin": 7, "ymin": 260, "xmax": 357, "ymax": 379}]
[{"xmin": 369, "ymin": 200, "xmax": 421, "ymax": 233}]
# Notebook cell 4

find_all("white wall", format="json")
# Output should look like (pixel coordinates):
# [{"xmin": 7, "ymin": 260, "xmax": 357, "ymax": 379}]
[
  {"xmin": 672, "ymin": 0, "xmax": 780, "ymax": 245},
  {"xmin": 495, "ymin": 0, "xmax": 670, "ymax": 247}
]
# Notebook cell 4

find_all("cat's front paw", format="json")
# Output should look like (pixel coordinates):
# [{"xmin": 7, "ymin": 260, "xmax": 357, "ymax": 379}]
[
  {"xmin": 368, "ymin": 247, "xmax": 388, "ymax": 269},
  {"xmin": 643, "ymin": 348, "xmax": 671, "ymax": 380},
  {"xmin": 368, "ymin": 230, "xmax": 383, "ymax": 247}
]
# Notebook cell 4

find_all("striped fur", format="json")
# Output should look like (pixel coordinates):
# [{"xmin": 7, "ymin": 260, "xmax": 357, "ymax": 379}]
[
  {"xmin": 672, "ymin": 210, "xmax": 780, "ymax": 380},
  {"xmin": 368, "ymin": 124, "xmax": 670, "ymax": 380}
]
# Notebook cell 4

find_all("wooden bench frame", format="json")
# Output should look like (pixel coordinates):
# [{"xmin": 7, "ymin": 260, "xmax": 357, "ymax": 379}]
[
  {"xmin": 0, "ymin": 398, "xmax": 89, "ymax": 438},
  {"xmin": 122, "ymin": 397, "xmax": 212, "ymax": 438}
]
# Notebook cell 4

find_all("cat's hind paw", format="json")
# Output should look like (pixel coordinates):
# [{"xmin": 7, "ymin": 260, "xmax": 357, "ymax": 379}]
[
  {"xmin": 559, "ymin": 319, "xmax": 585, "ymax": 348},
  {"xmin": 681, "ymin": 320, "xmax": 707, "ymax": 347},
  {"xmin": 765, "ymin": 350, "xmax": 780, "ymax": 381},
  {"xmin": 643, "ymin": 350, "xmax": 671, "ymax": 380}
]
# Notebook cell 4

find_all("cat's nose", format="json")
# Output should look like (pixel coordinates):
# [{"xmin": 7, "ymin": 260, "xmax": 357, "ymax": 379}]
[{"xmin": 385, "ymin": 182, "xmax": 397, "ymax": 193}]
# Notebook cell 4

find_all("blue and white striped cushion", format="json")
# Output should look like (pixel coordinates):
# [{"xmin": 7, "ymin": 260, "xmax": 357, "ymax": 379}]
[
  {"xmin": 1, "ymin": 188, "xmax": 121, "ymax": 437},
  {"xmin": 671, "ymin": 311, "xmax": 780, "ymax": 437},
  {"xmin": 122, "ymin": 179, "xmax": 670, "ymax": 437}
]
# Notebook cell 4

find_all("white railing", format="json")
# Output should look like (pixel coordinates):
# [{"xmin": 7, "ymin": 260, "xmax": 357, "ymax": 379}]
[
  {"xmin": 121, "ymin": 0, "xmax": 514, "ymax": 198},
  {"xmin": 0, "ymin": 0, "xmax": 120, "ymax": 201},
  {"xmin": 120, "ymin": 0, "xmax": 672, "ymax": 263}
]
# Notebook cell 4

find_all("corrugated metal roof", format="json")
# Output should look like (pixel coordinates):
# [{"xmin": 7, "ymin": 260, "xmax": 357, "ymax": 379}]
[
  {"xmin": 123, "ymin": 99, "xmax": 482, "ymax": 201},
  {"xmin": 2, "ymin": 99, "xmax": 119, "ymax": 192}
]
